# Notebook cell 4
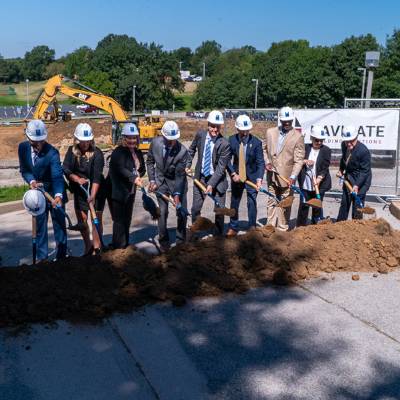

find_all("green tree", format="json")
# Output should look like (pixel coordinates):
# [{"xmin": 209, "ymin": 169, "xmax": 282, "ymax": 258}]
[
  {"xmin": 44, "ymin": 62, "xmax": 65, "ymax": 79},
  {"xmin": 170, "ymin": 47, "xmax": 193, "ymax": 71},
  {"xmin": 63, "ymin": 46, "xmax": 93, "ymax": 78},
  {"xmin": 191, "ymin": 40, "xmax": 222, "ymax": 77},
  {"xmin": 374, "ymin": 30, "xmax": 400, "ymax": 97},
  {"xmin": 23, "ymin": 45, "xmax": 55, "ymax": 80},
  {"xmin": 82, "ymin": 70, "xmax": 115, "ymax": 96}
]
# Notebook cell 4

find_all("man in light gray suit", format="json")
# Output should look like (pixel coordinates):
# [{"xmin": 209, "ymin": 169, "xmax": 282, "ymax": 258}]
[
  {"xmin": 185, "ymin": 110, "xmax": 231, "ymax": 235},
  {"xmin": 147, "ymin": 121, "xmax": 189, "ymax": 251}
]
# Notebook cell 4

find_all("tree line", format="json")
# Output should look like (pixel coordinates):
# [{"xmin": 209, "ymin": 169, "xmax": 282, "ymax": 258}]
[{"xmin": 0, "ymin": 31, "xmax": 399, "ymax": 110}]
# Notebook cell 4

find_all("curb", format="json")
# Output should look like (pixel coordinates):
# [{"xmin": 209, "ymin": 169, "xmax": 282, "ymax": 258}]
[{"xmin": 0, "ymin": 200, "xmax": 23, "ymax": 215}]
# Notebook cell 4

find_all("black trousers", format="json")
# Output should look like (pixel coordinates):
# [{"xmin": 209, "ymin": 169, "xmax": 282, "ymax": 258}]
[
  {"xmin": 111, "ymin": 193, "xmax": 135, "ymax": 249},
  {"xmin": 296, "ymin": 189, "xmax": 325, "ymax": 226},
  {"xmin": 191, "ymin": 175, "xmax": 226, "ymax": 235},
  {"xmin": 337, "ymin": 186, "xmax": 365, "ymax": 221},
  {"xmin": 157, "ymin": 192, "xmax": 187, "ymax": 245}
]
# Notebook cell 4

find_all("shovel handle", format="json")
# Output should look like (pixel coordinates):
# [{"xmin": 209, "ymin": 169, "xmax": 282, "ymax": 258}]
[
  {"xmin": 194, "ymin": 178, "xmax": 207, "ymax": 193},
  {"xmin": 245, "ymin": 180, "xmax": 258, "ymax": 190},
  {"xmin": 344, "ymin": 180, "xmax": 354, "ymax": 193},
  {"xmin": 312, "ymin": 176, "xmax": 321, "ymax": 198}
]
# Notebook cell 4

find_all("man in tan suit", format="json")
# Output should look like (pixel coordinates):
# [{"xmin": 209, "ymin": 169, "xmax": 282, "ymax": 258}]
[{"xmin": 264, "ymin": 106, "xmax": 305, "ymax": 230}]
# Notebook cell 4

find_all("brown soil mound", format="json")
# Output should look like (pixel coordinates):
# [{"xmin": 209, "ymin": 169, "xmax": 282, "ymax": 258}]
[{"xmin": 1, "ymin": 219, "xmax": 399, "ymax": 328}]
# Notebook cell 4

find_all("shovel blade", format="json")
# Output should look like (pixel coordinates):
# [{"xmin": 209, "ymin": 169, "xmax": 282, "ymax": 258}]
[
  {"xmin": 190, "ymin": 217, "xmax": 216, "ymax": 232},
  {"xmin": 306, "ymin": 198, "xmax": 322, "ymax": 209},
  {"xmin": 357, "ymin": 206, "xmax": 375, "ymax": 215},
  {"xmin": 67, "ymin": 222, "xmax": 87, "ymax": 232},
  {"xmin": 278, "ymin": 196, "xmax": 294, "ymax": 209},
  {"xmin": 215, "ymin": 207, "xmax": 236, "ymax": 217}
]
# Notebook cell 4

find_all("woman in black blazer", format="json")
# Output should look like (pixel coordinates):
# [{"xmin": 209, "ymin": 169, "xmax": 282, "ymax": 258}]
[
  {"xmin": 108, "ymin": 123, "xmax": 145, "ymax": 249},
  {"xmin": 296, "ymin": 125, "xmax": 332, "ymax": 226},
  {"xmin": 63, "ymin": 123, "xmax": 105, "ymax": 255}
]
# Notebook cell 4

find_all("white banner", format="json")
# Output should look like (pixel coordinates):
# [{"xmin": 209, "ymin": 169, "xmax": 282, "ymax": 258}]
[{"xmin": 294, "ymin": 109, "xmax": 399, "ymax": 150}]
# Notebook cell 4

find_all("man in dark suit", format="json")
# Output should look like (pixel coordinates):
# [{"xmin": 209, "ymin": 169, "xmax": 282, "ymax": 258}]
[
  {"xmin": 226, "ymin": 115, "xmax": 265, "ymax": 236},
  {"xmin": 147, "ymin": 121, "xmax": 189, "ymax": 251},
  {"xmin": 186, "ymin": 110, "xmax": 231, "ymax": 235},
  {"xmin": 297, "ymin": 125, "xmax": 332, "ymax": 226},
  {"xmin": 18, "ymin": 119, "xmax": 67, "ymax": 261},
  {"xmin": 337, "ymin": 125, "xmax": 372, "ymax": 221},
  {"xmin": 109, "ymin": 123, "xmax": 145, "ymax": 249}
]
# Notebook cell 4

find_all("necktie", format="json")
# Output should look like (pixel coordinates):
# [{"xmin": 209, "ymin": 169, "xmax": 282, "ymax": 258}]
[
  {"xmin": 33, "ymin": 151, "xmax": 39, "ymax": 165},
  {"xmin": 163, "ymin": 145, "xmax": 170, "ymax": 166},
  {"xmin": 203, "ymin": 138, "xmax": 212, "ymax": 177},
  {"xmin": 238, "ymin": 142, "xmax": 246, "ymax": 182}
]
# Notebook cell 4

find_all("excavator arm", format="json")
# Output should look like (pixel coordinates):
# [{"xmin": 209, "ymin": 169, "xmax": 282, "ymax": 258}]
[{"xmin": 33, "ymin": 74, "xmax": 129, "ymax": 122}]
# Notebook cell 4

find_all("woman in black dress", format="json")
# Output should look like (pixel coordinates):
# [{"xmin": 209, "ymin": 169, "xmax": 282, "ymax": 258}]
[
  {"xmin": 63, "ymin": 123, "xmax": 105, "ymax": 255},
  {"xmin": 108, "ymin": 123, "xmax": 145, "ymax": 249},
  {"xmin": 296, "ymin": 125, "xmax": 332, "ymax": 226}
]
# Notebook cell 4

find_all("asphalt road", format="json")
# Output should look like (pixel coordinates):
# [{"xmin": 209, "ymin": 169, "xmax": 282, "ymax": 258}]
[{"xmin": 1, "ymin": 184, "xmax": 400, "ymax": 399}]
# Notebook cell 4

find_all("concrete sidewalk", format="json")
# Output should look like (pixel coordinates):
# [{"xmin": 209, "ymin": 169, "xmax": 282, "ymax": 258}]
[{"xmin": 1, "ymin": 274, "xmax": 400, "ymax": 399}]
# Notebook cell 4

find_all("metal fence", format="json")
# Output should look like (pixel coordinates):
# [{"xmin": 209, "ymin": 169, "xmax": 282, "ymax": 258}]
[{"xmin": 344, "ymin": 98, "xmax": 400, "ymax": 109}]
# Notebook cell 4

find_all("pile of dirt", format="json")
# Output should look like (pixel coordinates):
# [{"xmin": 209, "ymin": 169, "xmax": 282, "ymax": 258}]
[
  {"xmin": 0, "ymin": 117, "xmax": 275, "ymax": 161},
  {"xmin": 0, "ymin": 219, "xmax": 399, "ymax": 328}
]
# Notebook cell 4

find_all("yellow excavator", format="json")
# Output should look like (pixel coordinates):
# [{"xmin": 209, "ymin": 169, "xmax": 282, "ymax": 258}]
[{"xmin": 32, "ymin": 74, "xmax": 161, "ymax": 151}]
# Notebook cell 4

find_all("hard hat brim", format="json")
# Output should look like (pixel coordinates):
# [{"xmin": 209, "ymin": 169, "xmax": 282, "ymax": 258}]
[
  {"xmin": 26, "ymin": 133, "xmax": 47, "ymax": 141},
  {"xmin": 310, "ymin": 134, "xmax": 326, "ymax": 140},
  {"xmin": 342, "ymin": 134, "xmax": 358, "ymax": 141},
  {"xmin": 162, "ymin": 131, "xmax": 180, "ymax": 140}
]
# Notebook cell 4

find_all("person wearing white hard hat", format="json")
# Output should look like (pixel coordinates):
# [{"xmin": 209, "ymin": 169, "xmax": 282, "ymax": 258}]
[
  {"xmin": 296, "ymin": 125, "xmax": 332, "ymax": 226},
  {"xmin": 108, "ymin": 122, "xmax": 145, "ymax": 249},
  {"xmin": 63, "ymin": 123, "xmax": 106, "ymax": 255},
  {"xmin": 264, "ymin": 106, "xmax": 305, "ymax": 231},
  {"xmin": 147, "ymin": 120, "xmax": 189, "ymax": 251},
  {"xmin": 186, "ymin": 110, "xmax": 231, "ymax": 236},
  {"xmin": 337, "ymin": 125, "xmax": 372, "ymax": 221},
  {"xmin": 225, "ymin": 114, "xmax": 265, "ymax": 236},
  {"xmin": 18, "ymin": 119, "xmax": 67, "ymax": 261}
]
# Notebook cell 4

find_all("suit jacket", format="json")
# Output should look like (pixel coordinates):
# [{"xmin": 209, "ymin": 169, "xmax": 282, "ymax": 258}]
[
  {"xmin": 264, "ymin": 126, "xmax": 305, "ymax": 187},
  {"xmin": 146, "ymin": 136, "xmax": 188, "ymax": 196},
  {"xmin": 339, "ymin": 141, "xmax": 372, "ymax": 195},
  {"xmin": 18, "ymin": 141, "xmax": 66, "ymax": 198},
  {"xmin": 187, "ymin": 130, "xmax": 231, "ymax": 192},
  {"xmin": 227, "ymin": 134, "xmax": 265, "ymax": 182},
  {"xmin": 298, "ymin": 144, "xmax": 332, "ymax": 194},
  {"xmin": 109, "ymin": 145, "xmax": 145, "ymax": 203}
]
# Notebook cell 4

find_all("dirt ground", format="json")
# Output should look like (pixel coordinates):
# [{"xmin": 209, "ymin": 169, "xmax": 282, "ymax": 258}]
[
  {"xmin": 0, "ymin": 218, "xmax": 398, "ymax": 328},
  {"xmin": 0, "ymin": 117, "xmax": 275, "ymax": 162}
]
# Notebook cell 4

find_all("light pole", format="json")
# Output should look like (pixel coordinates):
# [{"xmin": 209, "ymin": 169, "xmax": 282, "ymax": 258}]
[
  {"xmin": 179, "ymin": 61, "xmax": 183, "ymax": 71},
  {"xmin": 357, "ymin": 67, "xmax": 366, "ymax": 108},
  {"xmin": 132, "ymin": 85, "xmax": 136, "ymax": 115},
  {"xmin": 252, "ymin": 78, "xmax": 259, "ymax": 109},
  {"xmin": 26, "ymin": 79, "xmax": 29, "ymax": 110},
  {"xmin": 365, "ymin": 51, "xmax": 380, "ymax": 108},
  {"xmin": 202, "ymin": 62, "xmax": 206, "ymax": 80}
]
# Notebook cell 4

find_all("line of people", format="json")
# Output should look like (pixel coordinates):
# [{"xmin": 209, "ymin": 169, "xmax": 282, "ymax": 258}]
[{"xmin": 18, "ymin": 106, "xmax": 372, "ymax": 262}]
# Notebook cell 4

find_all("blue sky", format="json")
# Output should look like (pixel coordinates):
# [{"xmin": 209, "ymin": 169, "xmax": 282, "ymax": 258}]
[{"xmin": 1, "ymin": 0, "xmax": 399, "ymax": 58}]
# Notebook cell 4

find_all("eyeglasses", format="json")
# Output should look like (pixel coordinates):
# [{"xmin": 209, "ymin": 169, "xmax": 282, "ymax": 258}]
[{"xmin": 313, "ymin": 139, "xmax": 324, "ymax": 143}]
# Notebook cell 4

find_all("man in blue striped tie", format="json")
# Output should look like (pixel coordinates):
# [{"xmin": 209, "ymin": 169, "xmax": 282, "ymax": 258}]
[{"xmin": 186, "ymin": 110, "xmax": 231, "ymax": 235}]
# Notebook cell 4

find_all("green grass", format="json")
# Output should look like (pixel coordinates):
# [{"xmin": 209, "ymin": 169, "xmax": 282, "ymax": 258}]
[
  {"xmin": 0, "ymin": 96, "xmax": 30, "ymax": 106},
  {"xmin": 0, "ymin": 185, "xmax": 28, "ymax": 203},
  {"xmin": 174, "ymin": 93, "xmax": 194, "ymax": 111}
]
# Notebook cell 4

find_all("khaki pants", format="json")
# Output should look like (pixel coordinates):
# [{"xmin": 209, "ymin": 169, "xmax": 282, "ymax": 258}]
[{"xmin": 266, "ymin": 183, "xmax": 292, "ymax": 231}]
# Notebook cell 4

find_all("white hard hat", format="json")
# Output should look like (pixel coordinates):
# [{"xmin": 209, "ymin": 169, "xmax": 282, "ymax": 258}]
[
  {"xmin": 341, "ymin": 125, "xmax": 358, "ymax": 141},
  {"xmin": 122, "ymin": 123, "xmax": 139, "ymax": 136},
  {"xmin": 74, "ymin": 123, "xmax": 94, "ymax": 141},
  {"xmin": 26, "ymin": 120, "xmax": 48, "ymax": 141},
  {"xmin": 235, "ymin": 115, "xmax": 253, "ymax": 131},
  {"xmin": 279, "ymin": 107, "xmax": 294, "ymax": 122},
  {"xmin": 23, "ymin": 189, "xmax": 46, "ymax": 216},
  {"xmin": 310, "ymin": 125, "xmax": 327, "ymax": 140},
  {"xmin": 207, "ymin": 110, "xmax": 224, "ymax": 125},
  {"xmin": 161, "ymin": 120, "xmax": 180, "ymax": 140}
]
